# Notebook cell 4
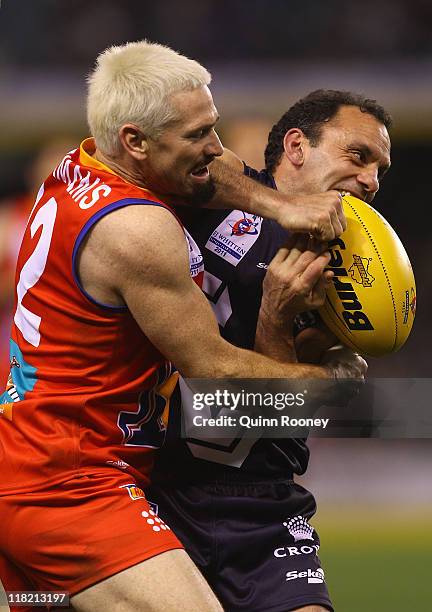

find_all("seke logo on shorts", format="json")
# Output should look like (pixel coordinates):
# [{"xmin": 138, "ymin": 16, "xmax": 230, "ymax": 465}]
[
  {"xmin": 205, "ymin": 210, "xmax": 262, "ymax": 267},
  {"xmin": 106, "ymin": 459, "xmax": 129, "ymax": 469},
  {"xmin": 286, "ymin": 568, "xmax": 325, "ymax": 584}
]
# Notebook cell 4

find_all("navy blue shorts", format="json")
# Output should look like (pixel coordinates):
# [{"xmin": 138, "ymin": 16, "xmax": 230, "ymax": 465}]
[{"xmin": 146, "ymin": 478, "xmax": 333, "ymax": 612}]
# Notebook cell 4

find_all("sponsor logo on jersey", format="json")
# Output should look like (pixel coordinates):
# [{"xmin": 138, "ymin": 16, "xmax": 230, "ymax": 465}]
[
  {"xmin": 119, "ymin": 483, "xmax": 146, "ymax": 500},
  {"xmin": 349, "ymin": 254, "xmax": 375, "ymax": 287},
  {"xmin": 205, "ymin": 210, "xmax": 263, "ymax": 267},
  {"xmin": 283, "ymin": 515, "xmax": 314, "ymax": 541},
  {"xmin": 286, "ymin": 568, "xmax": 325, "ymax": 584}
]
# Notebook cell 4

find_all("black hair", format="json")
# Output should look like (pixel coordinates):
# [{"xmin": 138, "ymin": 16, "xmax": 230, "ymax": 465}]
[{"xmin": 264, "ymin": 89, "xmax": 392, "ymax": 174}]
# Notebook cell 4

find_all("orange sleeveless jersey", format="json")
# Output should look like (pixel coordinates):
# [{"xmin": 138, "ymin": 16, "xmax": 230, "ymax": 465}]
[{"xmin": 0, "ymin": 139, "xmax": 204, "ymax": 494}]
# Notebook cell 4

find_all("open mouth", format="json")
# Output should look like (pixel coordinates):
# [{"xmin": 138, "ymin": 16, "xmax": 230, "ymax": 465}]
[{"xmin": 191, "ymin": 165, "xmax": 210, "ymax": 179}]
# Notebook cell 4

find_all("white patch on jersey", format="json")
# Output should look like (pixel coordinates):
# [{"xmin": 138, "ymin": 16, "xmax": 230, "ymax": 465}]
[
  {"xmin": 179, "ymin": 376, "xmax": 259, "ymax": 468},
  {"xmin": 202, "ymin": 271, "xmax": 232, "ymax": 327},
  {"xmin": 205, "ymin": 210, "xmax": 262, "ymax": 267},
  {"xmin": 184, "ymin": 229, "xmax": 204, "ymax": 278}
]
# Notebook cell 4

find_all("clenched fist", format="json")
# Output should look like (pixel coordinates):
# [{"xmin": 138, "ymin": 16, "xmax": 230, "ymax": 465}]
[{"xmin": 276, "ymin": 191, "xmax": 347, "ymax": 241}]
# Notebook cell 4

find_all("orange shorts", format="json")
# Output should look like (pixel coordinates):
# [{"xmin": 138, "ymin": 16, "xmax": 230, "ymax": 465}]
[{"xmin": 0, "ymin": 471, "xmax": 183, "ymax": 608}]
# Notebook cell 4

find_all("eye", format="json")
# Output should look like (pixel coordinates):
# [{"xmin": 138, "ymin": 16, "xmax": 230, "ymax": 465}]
[
  {"xmin": 189, "ymin": 127, "xmax": 208, "ymax": 140},
  {"xmin": 351, "ymin": 150, "xmax": 365, "ymax": 162}
]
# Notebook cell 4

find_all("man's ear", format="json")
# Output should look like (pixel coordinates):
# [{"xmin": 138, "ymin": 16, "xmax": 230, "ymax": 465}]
[
  {"xmin": 282, "ymin": 128, "xmax": 306, "ymax": 167},
  {"xmin": 119, "ymin": 124, "xmax": 148, "ymax": 160}
]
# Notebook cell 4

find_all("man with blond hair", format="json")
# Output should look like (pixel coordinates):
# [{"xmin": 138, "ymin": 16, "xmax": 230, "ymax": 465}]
[{"xmin": 0, "ymin": 41, "xmax": 363, "ymax": 611}]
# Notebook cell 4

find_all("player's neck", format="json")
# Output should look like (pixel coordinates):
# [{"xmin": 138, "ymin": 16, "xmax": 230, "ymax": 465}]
[{"xmin": 93, "ymin": 148, "xmax": 148, "ymax": 190}]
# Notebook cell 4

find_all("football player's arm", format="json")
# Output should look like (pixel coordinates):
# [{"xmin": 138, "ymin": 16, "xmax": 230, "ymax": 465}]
[
  {"xmin": 78, "ymin": 204, "xmax": 335, "ymax": 380},
  {"xmin": 295, "ymin": 323, "xmax": 340, "ymax": 364},
  {"xmin": 207, "ymin": 148, "xmax": 347, "ymax": 241}
]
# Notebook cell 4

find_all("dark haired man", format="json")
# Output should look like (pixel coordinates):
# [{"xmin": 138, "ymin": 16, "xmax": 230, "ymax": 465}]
[{"xmin": 147, "ymin": 89, "xmax": 392, "ymax": 612}]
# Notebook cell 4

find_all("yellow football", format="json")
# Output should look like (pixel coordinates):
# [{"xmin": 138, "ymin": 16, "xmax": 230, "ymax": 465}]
[{"xmin": 318, "ymin": 194, "xmax": 416, "ymax": 357}]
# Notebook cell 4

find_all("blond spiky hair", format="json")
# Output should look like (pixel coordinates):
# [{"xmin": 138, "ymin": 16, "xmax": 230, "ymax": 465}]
[{"xmin": 87, "ymin": 40, "xmax": 211, "ymax": 156}]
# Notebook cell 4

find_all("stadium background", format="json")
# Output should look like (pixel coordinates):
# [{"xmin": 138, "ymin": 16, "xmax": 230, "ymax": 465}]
[{"xmin": 0, "ymin": 1, "xmax": 431, "ymax": 610}]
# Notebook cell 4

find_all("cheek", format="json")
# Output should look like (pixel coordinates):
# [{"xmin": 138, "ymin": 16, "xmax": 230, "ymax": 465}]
[
  {"xmin": 168, "ymin": 148, "xmax": 194, "ymax": 169},
  {"xmin": 306, "ymin": 163, "xmax": 334, "ymax": 191},
  {"xmin": 159, "ymin": 153, "xmax": 187, "ymax": 177},
  {"xmin": 324, "ymin": 159, "xmax": 355, "ymax": 181}
]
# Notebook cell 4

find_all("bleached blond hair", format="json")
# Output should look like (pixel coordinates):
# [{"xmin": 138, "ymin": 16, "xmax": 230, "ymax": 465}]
[{"xmin": 87, "ymin": 40, "xmax": 211, "ymax": 156}]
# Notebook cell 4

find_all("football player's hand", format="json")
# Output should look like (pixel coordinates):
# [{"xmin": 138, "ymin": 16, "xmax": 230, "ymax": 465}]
[
  {"xmin": 259, "ymin": 234, "xmax": 333, "ymax": 330},
  {"xmin": 320, "ymin": 343, "xmax": 368, "ymax": 406},
  {"xmin": 321, "ymin": 344, "xmax": 368, "ymax": 380},
  {"xmin": 276, "ymin": 191, "xmax": 347, "ymax": 241}
]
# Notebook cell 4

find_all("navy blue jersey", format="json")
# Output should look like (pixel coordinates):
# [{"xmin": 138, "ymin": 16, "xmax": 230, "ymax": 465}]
[{"xmin": 153, "ymin": 166, "xmax": 310, "ymax": 482}]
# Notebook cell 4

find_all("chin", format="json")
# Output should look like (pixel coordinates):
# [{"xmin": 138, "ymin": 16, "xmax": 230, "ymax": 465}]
[{"xmin": 185, "ymin": 177, "xmax": 216, "ymax": 207}]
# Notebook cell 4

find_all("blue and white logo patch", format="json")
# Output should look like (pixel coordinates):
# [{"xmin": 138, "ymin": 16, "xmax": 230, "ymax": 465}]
[{"xmin": 205, "ymin": 210, "xmax": 263, "ymax": 266}]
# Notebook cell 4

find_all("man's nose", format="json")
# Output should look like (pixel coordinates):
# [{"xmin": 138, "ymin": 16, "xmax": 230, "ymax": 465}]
[
  {"xmin": 205, "ymin": 130, "xmax": 223, "ymax": 158},
  {"xmin": 358, "ymin": 166, "xmax": 379, "ymax": 197}
]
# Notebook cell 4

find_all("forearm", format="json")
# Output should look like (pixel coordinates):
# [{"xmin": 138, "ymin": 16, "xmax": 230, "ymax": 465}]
[
  {"xmin": 295, "ymin": 324, "xmax": 339, "ymax": 364},
  {"xmin": 207, "ymin": 153, "xmax": 346, "ymax": 241},
  {"xmin": 209, "ymin": 157, "xmax": 284, "ymax": 220},
  {"xmin": 227, "ymin": 342, "xmax": 331, "ymax": 379},
  {"xmin": 254, "ymin": 313, "xmax": 297, "ymax": 363},
  {"xmin": 179, "ymin": 333, "xmax": 330, "ymax": 380}
]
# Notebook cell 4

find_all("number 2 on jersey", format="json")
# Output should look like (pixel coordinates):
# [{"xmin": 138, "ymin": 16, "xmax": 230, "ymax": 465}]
[{"xmin": 14, "ymin": 192, "xmax": 57, "ymax": 347}]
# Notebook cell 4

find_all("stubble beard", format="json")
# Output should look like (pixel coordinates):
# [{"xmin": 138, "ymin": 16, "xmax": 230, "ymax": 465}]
[{"xmin": 183, "ymin": 176, "xmax": 217, "ymax": 207}]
